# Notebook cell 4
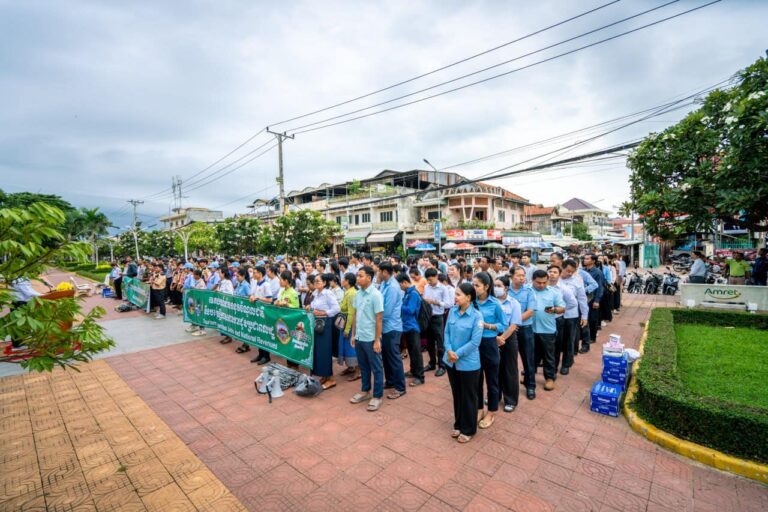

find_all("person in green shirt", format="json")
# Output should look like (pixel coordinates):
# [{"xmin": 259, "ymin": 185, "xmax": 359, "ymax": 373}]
[
  {"xmin": 725, "ymin": 252, "xmax": 751, "ymax": 285},
  {"xmin": 338, "ymin": 272, "xmax": 359, "ymax": 381},
  {"xmin": 275, "ymin": 271, "xmax": 300, "ymax": 308}
]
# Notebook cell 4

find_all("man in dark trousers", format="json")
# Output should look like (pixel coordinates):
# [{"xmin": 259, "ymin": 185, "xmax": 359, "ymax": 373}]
[{"xmin": 580, "ymin": 254, "xmax": 604, "ymax": 353}]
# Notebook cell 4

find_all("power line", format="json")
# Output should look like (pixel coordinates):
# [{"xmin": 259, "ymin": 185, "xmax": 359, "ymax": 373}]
[
  {"xmin": 285, "ymin": 0, "xmax": 681, "ymax": 134},
  {"xmin": 288, "ymin": 0, "xmax": 721, "ymax": 136},
  {"xmin": 179, "ymin": 142, "xmax": 279, "ymax": 196},
  {"xmin": 267, "ymin": 1, "xmax": 621, "ymax": 128},
  {"xmin": 212, "ymin": 184, "xmax": 279, "ymax": 210}
]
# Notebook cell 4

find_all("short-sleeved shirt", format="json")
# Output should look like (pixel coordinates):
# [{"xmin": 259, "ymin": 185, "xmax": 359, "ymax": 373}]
[
  {"xmin": 531, "ymin": 286, "xmax": 565, "ymax": 334},
  {"xmin": 726, "ymin": 259, "xmax": 750, "ymax": 277},
  {"xmin": 278, "ymin": 287, "xmax": 300, "ymax": 308},
  {"xmin": 509, "ymin": 285, "xmax": 535, "ymax": 327},
  {"xmin": 353, "ymin": 285, "xmax": 384, "ymax": 342}
]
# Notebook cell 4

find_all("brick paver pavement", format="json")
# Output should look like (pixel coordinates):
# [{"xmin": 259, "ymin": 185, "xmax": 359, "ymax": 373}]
[
  {"xmin": 0, "ymin": 360, "xmax": 245, "ymax": 511},
  {"xmin": 104, "ymin": 294, "xmax": 767, "ymax": 511}
]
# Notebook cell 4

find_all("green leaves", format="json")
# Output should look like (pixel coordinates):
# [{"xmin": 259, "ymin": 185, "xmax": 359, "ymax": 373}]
[
  {"xmin": 628, "ymin": 56, "xmax": 768, "ymax": 237},
  {"xmin": 0, "ymin": 202, "xmax": 115, "ymax": 372}
]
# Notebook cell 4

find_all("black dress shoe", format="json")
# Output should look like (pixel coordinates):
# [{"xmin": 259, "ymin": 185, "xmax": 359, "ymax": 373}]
[
  {"xmin": 435, "ymin": 367, "xmax": 446, "ymax": 377},
  {"xmin": 578, "ymin": 345, "xmax": 590, "ymax": 354},
  {"xmin": 251, "ymin": 355, "xmax": 267, "ymax": 364},
  {"xmin": 560, "ymin": 367, "xmax": 570, "ymax": 376},
  {"xmin": 526, "ymin": 388, "xmax": 536, "ymax": 400},
  {"xmin": 423, "ymin": 363, "xmax": 436, "ymax": 372}
]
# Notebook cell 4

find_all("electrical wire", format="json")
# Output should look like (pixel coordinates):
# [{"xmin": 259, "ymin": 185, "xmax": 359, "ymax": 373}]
[
  {"xmin": 267, "ymin": 1, "xmax": 621, "ymax": 128},
  {"xmin": 288, "ymin": 0, "xmax": 721, "ymax": 136}
]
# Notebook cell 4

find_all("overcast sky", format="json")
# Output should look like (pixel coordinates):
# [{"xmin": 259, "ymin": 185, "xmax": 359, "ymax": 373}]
[{"xmin": 2, "ymin": 0, "xmax": 766, "ymax": 231}]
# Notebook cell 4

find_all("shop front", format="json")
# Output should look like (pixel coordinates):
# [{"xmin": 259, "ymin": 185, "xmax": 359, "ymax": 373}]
[
  {"xmin": 343, "ymin": 229, "xmax": 370, "ymax": 255},
  {"xmin": 367, "ymin": 231, "xmax": 401, "ymax": 254}
]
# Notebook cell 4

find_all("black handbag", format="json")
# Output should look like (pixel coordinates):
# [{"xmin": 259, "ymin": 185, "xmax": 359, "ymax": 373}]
[{"xmin": 314, "ymin": 317, "xmax": 326, "ymax": 334}]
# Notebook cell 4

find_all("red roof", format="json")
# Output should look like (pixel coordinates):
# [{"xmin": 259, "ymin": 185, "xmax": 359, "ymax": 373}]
[{"xmin": 524, "ymin": 204, "xmax": 556, "ymax": 216}]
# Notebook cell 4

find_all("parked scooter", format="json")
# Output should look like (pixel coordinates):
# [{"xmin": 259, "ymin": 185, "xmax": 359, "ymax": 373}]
[
  {"xmin": 625, "ymin": 271, "xmax": 644, "ymax": 294},
  {"xmin": 662, "ymin": 267, "xmax": 680, "ymax": 295},
  {"xmin": 644, "ymin": 271, "xmax": 663, "ymax": 295}
]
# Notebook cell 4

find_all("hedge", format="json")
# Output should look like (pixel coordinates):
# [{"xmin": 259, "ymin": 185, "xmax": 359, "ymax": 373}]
[{"xmin": 633, "ymin": 308, "xmax": 768, "ymax": 463}]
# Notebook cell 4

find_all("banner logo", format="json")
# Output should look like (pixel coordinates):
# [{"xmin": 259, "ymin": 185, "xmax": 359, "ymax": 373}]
[
  {"xmin": 704, "ymin": 288, "xmax": 742, "ymax": 301},
  {"xmin": 275, "ymin": 319, "xmax": 291, "ymax": 345}
]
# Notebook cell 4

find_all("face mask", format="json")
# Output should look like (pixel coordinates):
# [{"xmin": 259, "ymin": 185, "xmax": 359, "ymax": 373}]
[{"xmin": 494, "ymin": 287, "xmax": 505, "ymax": 298}]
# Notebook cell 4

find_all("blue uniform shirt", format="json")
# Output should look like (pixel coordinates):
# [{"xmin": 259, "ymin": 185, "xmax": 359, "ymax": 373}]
[
  {"xmin": 508, "ymin": 285, "xmax": 535, "ymax": 326},
  {"xmin": 499, "ymin": 295, "xmax": 522, "ymax": 328},
  {"xmin": 443, "ymin": 305, "xmax": 484, "ymax": 371},
  {"xmin": 531, "ymin": 286, "xmax": 565, "ymax": 334},
  {"xmin": 476, "ymin": 295, "xmax": 507, "ymax": 338},
  {"xmin": 400, "ymin": 286, "xmax": 422, "ymax": 333},
  {"xmin": 207, "ymin": 272, "xmax": 221, "ymax": 290},
  {"xmin": 183, "ymin": 274, "xmax": 194, "ymax": 289},
  {"xmin": 379, "ymin": 276, "xmax": 403, "ymax": 333},
  {"xmin": 234, "ymin": 280, "xmax": 251, "ymax": 297}
]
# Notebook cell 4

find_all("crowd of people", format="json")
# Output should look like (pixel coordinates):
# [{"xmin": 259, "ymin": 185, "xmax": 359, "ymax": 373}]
[{"xmin": 106, "ymin": 249, "xmax": 630, "ymax": 443}]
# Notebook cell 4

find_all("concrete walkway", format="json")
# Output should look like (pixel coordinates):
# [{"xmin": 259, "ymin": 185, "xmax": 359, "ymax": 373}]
[{"xmin": 105, "ymin": 294, "xmax": 767, "ymax": 511}]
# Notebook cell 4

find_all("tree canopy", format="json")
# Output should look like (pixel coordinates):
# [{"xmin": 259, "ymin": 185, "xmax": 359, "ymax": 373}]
[{"xmin": 627, "ymin": 56, "xmax": 768, "ymax": 238}]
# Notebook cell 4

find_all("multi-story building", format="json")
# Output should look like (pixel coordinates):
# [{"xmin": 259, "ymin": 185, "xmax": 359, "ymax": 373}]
[
  {"xmin": 246, "ymin": 169, "xmax": 532, "ymax": 254},
  {"xmin": 558, "ymin": 197, "xmax": 611, "ymax": 238},
  {"xmin": 159, "ymin": 207, "xmax": 224, "ymax": 231}
]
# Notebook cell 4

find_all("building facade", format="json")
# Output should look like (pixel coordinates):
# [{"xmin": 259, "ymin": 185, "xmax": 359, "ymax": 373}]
[
  {"xmin": 558, "ymin": 198, "xmax": 611, "ymax": 238},
  {"xmin": 159, "ymin": 207, "xmax": 224, "ymax": 231},
  {"xmin": 246, "ymin": 170, "xmax": 531, "ymax": 254}
]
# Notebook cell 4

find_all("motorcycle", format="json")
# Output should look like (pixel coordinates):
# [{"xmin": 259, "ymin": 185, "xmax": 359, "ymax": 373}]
[
  {"xmin": 643, "ymin": 271, "xmax": 663, "ymax": 295},
  {"xmin": 662, "ymin": 267, "xmax": 680, "ymax": 295},
  {"xmin": 625, "ymin": 271, "xmax": 644, "ymax": 294}
]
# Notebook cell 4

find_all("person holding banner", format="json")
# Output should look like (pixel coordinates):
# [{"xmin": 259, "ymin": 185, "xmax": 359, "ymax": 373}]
[
  {"xmin": 307, "ymin": 273, "xmax": 340, "ymax": 390},
  {"xmin": 189, "ymin": 269, "xmax": 209, "ymax": 337}
]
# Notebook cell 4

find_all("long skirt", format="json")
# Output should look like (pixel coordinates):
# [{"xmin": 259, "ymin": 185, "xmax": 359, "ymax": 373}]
[
  {"xmin": 313, "ymin": 316, "xmax": 335, "ymax": 378},
  {"xmin": 338, "ymin": 330, "xmax": 358, "ymax": 367}
]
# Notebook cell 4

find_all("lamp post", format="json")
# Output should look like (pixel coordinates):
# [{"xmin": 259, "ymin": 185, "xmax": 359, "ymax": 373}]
[{"xmin": 423, "ymin": 158, "xmax": 442, "ymax": 255}]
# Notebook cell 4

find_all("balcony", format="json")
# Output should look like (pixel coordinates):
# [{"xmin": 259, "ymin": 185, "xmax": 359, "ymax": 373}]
[{"xmin": 326, "ymin": 185, "xmax": 400, "ymax": 205}]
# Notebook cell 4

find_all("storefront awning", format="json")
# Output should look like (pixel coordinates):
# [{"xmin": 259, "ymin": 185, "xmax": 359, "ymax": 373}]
[
  {"xmin": 613, "ymin": 240, "xmax": 642, "ymax": 246},
  {"xmin": 367, "ymin": 231, "xmax": 400, "ymax": 243},
  {"xmin": 344, "ymin": 230, "xmax": 370, "ymax": 245}
]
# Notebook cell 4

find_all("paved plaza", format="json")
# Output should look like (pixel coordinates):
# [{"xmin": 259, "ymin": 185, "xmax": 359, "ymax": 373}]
[{"xmin": 1, "ymin": 273, "xmax": 766, "ymax": 511}]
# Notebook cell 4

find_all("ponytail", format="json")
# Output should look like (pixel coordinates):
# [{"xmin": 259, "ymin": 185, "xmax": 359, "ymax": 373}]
[{"xmin": 457, "ymin": 282, "xmax": 479, "ymax": 310}]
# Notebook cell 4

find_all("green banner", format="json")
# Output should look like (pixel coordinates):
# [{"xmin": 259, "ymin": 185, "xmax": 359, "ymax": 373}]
[
  {"xmin": 182, "ymin": 289, "xmax": 315, "ymax": 368},
  {"xmin": 123, "ymin": 276, "xmax": 150, "ymax": 312}
]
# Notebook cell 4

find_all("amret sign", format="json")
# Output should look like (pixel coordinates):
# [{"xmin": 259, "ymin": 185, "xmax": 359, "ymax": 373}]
[
  {"xmin": 681, "ymin": 283, "xmax": 768, "ymax": 311},
  {"xmin": 703, "ymin": 288, "xmax": 742, "ymax": 301}
]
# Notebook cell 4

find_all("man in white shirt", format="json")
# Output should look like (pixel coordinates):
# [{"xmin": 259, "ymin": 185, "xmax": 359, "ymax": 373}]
[{"xmin": 422, "ymin": 268, "xmax": 453, "ymax": 377}]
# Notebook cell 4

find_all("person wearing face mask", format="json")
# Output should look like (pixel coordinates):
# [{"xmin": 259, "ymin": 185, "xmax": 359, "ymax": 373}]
[
  {"xmin": 494, "ymin": 276, "xmax": 522, "ymax": 412},
  {"xmin": 472, "ymin": 272, "xmax": 507, "ymax": 430}
]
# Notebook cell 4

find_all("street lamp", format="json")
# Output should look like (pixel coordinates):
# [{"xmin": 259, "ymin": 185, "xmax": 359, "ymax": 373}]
[
  {"xmin": 423, "ymin": 158, "xmax": 442, "ymax": 255},
  {"xmin": 124, "ymin": 225, "xmax": 140, "ymax": 260}
]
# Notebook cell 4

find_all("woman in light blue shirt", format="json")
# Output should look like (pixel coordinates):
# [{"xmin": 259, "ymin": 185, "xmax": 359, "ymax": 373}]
[
  {"xmin": 443, "ymin": 282, "xmax": 483, "ymax": 443},
  {"xmin": 472, "ymin": 272, "xmax": 507, "ymax": 430},
  {"xmin": 494, "ymin": 275, "xmax": 522, "ymax": 413}
]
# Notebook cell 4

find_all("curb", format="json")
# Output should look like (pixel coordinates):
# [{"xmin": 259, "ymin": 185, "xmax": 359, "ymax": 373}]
[{"xmin": 622, "ymin": 322, "xmax": 768, "ymax": 484}]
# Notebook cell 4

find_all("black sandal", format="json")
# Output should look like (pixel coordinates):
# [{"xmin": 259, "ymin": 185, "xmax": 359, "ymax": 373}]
[
  {"xmin": 220, "ymin": 336, "xmax": 232, "ymax": 344},
  {"xmin": 235, "ymin": 344, "xmax": 250, "ymax": 353}
]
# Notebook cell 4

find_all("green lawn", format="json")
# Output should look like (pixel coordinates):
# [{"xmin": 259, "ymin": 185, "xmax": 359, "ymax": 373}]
[{"xmin": 675, "ymin": 324, "xmax": 768, "ymax": 411}]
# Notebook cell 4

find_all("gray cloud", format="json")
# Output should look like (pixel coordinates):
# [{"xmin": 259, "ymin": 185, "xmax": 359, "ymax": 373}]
[{"xmin": 2, "ymin": 0, "xmax": 766, "ymax": 226}]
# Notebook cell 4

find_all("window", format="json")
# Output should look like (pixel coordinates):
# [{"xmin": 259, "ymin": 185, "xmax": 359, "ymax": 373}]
[
  {"xmin": 474, "ymin": 210, "xmax": 485, "ymax": 221},
  {"xmin": 335, "ymin": 216, "xmax": 342, "ymax": 225},
  {"xmin": 362, "ymin": 213, "xmax": 371, "ymax": 223},
  {"xmin": 510, "ymin": 213, "xmax": 516, "ymax": 225},
  {"xmin": 380, "ymin": 211, "xmax": 393, "ymax": 222},
  {"xmin": 427, "ymin": 210, "xmax": 440, "ymax": 220},
  {"xmin": 354, "ymin": 215, "xmax": 360, "ymax": 225},
  {"xmin": 497, "ymin": 210, "xmax": 506, "ymax": 222}
]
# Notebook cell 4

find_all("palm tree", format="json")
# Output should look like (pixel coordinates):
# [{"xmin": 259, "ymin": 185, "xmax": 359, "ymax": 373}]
[{"xmin": 77, "ymin": 208, "xmax": 113, "ymax": 266}]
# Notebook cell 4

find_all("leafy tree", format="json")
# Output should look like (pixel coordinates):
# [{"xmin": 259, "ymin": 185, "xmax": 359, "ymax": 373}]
[
  {"xmin": 571, "ymin": 221, "xmax": 592, "ymax": 241},
  {"xmin": 174, "ymin": 223, "xmax": 219, "ymax": 259},
  {"xmin": 627, "ymin": 57, "xmax": 768, "ymax": 238},
  {"xmin": 215, "ymin": 217, "xmax": 262, "ymax": 255},
  {"xmin": 266, "ymin": 210, "xmax": 340, "ymax": 256},
  {"xmin": 0, "ymin": 202, "xmax": 114, "ymax": 371},
  {"xmin": 75, "ymin": 208, "xmax": 113, "ymax": 266}
]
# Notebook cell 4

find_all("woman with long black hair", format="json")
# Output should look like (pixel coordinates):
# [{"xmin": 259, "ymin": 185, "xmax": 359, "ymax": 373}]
[
  {"xmin": 444, "ymin": 282, "xmax": 484, "ymax": 443},
  {"xmin": 307, "ymin": 273, "xmax": 340, "ymax": 390},
  {"xmin": 472, "ymin": 271, "xmax": 507, "ymax": 430}
]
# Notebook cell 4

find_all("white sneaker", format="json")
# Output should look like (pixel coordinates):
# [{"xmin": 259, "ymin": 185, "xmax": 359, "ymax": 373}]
[
  {"xmin": 185, "ymin": 325, "xmax": 197, "ymax": 333},
  {"xmin": 154, "ymin": 314, "xmax": 165, "ymax": 319},
  {"xmin": 191, "ymin": 330, "xmax": 206, "ymax": 337}
]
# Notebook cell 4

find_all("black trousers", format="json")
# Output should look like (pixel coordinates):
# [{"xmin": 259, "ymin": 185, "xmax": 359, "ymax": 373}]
[
  {"xmin": 556, "ymin": 318, "xmax": 579, "ymax": 370},
  {"xmin": 552, "ymin": 316, "xmax": 564, "ymax": 367},
  {"xmin": 517, "ymin": 325, "xmax": 535, "ymax": 389},
  {"xmin": 498, "ymin": 332, "xmax": 519, "ymax": 407},
  {"xmin": 477, "ymin": 336, "xmax": 500, "ymax": 412},
  {"xmin": 150, "ymin": 289, "xmax": 166, "ymax": 316},
  {"xmin": 447, "ymin": 367, "xmax": 481, "ymax": 436},
  {"xmin": 535, "ymin": 333, "xmax": 556, "ymax": 381},
  {"xmin": 600, "ymin": 288, "xmax": 614, "ymax": 322},
  {"xmin": 613, "ymin": 283, "xmax": 621, "ymax": 311},
  {"xmin": 113, "ymin": 277, "xmax": 123, "ymax": 299},
  {"xmin": 425, "ymin": 315, "xmax": 445, "ymax": 369},
  {"xmin": 587, "ymin": 301, "xmax": 600, "ymax": 343},
  {"xmin": 404, "ymin": 329, "xmax": 424, "ymax": 382}
]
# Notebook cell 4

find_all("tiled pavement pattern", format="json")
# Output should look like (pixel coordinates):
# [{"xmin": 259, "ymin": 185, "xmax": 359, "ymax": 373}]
[
  {"xmin": 106, "ymin": 294, "xmax": 768, "ymax": 511},
  {"xmin": 0, "ymin": 360, "xmax": 245, "ymax": 511}
]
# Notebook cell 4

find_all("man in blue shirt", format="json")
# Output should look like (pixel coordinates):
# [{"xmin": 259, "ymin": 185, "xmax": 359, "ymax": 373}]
[
  {"xmin": 508, "ymin": 266, "xmax": 537, "ymax": 400},
  {"xmin": 530, "ymin": 270, "xmax": 565, "ymax": 391},
  {"xmin": 350, "ymin": 266, "xmax": 385, "ymax": 412},
  {"xmin": 377, "ymin": 262, "xmax": 405, "ymax": 399}
]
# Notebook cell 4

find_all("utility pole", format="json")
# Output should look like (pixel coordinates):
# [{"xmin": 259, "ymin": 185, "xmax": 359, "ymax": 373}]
[
  {"xmin": 266, "ymin": 128, "xmax": 295, "ymax": 215},
  {"xmin": 127, "ymin": 199, "xmax": 143, "ymax": 259},
  {"xmin": 423, "ymin": 158, "xmax": 442, "ymax": 255}
]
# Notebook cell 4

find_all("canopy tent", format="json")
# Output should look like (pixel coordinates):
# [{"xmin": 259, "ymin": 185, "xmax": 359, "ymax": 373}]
[
  {"xmin": 442, "ymin": 242, "xmax": 458, "ymax": 251},
  {"xmin": 483, "ymin": 242, "xmax": 505, "ymax": 249},
  {"xmin": 455, "ymin": 243, "xmax": 476, "ymax": 250}
]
